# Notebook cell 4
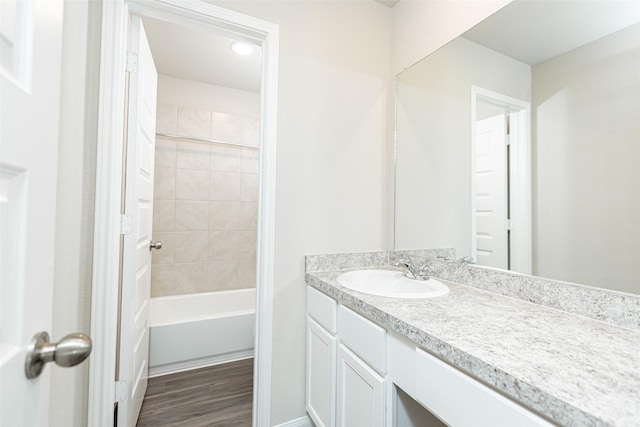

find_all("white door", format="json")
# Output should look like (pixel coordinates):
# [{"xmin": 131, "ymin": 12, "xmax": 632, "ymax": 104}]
[
  {"xmin": 336, "ymin": 345, "xmax": 385, "ymax": 427},
  {"xmin": 117, "ymin": 16, "xmax": 158, "ymax": 427},
  {"xmin": 0, "ymin": 0, "xmax": 65, "ymax": 425},
  {"xmin": 474, "ymin": 114, "xmax": 508, "ymax": 269}
]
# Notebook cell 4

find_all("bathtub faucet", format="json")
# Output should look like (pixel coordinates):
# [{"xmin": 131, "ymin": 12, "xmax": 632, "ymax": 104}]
[{"xmin": 393, "ymin": 257, "xmax": 433, "ymax": 281}]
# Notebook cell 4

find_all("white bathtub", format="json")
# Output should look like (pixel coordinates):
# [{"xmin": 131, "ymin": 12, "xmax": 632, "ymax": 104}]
[{"xmin": 148, "ymin": 288, "xmax": 255, "ymax": 377}]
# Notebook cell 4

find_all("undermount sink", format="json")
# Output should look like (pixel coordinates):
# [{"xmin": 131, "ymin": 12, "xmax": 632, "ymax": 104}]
[{"xmin": 336, "ymin": 269, "xmax": 449, "ymax": 299}]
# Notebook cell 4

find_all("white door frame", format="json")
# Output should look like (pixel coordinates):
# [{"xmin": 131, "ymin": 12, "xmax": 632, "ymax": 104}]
[
  {"xmin": 88, "ymin": 1, "xmax": 279, "ymax": 426},
  {"xmin": 470, "ymin": 86, "xmax": 531, "ymax": 274}
]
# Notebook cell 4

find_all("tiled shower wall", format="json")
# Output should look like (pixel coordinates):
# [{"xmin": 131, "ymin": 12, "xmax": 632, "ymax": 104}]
[{"xmin": 150, "ymin": 103, "xmax": 260, "ymax": 297}]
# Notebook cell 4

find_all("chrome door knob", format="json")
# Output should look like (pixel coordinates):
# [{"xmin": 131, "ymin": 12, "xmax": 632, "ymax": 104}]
[
  {"xmin": 25, "ymin": 332, "xmax": 92, "ymax": 379},
  {"xmin": 149, "ymin": 240, "xmax": 163, "ymax": 250}
]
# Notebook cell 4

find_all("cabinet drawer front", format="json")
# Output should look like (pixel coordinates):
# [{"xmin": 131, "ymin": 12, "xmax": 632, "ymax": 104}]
[
  {"xmin": 308, "ymin": 287, "xmax": 337, "ymax": 333},
  {"xmin": 415, "ymin": 348, "xmax": 553, "ymax": 427},
  {"xmin": 338, "ymin": 306, "xmax": 386, "ymax": 374}
]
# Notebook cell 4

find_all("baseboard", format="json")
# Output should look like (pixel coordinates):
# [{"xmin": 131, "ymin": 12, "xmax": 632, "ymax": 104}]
[
  {"xmin": 273, "ymin": 415, "xmax": 312, "ymax": 427},
  {"xmin": 148, "ymin": 350, "xmax": 254, "ymax": 378}
]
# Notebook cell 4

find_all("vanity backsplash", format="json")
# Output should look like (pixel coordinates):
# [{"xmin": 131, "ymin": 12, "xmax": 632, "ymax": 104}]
[{"xmin": 305, "ymin": 250, "xmax": 640, "ymax": 331}]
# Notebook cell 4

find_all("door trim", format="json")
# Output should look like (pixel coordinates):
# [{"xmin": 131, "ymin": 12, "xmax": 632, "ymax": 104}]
[
  {"xmin": 88, "ymin": 1, "xmax": 279, "ymax": 425},
  {"xmin": 470, "ymin": 86, "xmax": 531, "ymax": 274}
]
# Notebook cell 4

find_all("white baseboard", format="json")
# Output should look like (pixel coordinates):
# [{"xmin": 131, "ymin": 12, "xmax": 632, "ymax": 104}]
[
  {"xmin": 148, "ymin": 351, "xmax": 254, "ymax": 378},
  {"xmin": 273, "ymin": 415, "xmax": 312, "ymax": 427}
]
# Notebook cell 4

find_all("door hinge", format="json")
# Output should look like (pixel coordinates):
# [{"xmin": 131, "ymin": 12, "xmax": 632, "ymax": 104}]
[
  {"xmin": 506, "ymin": 219, "xmax": 512, "ymax": 230},
  {"xmin": 126, "ymin": 52, "xmax": 138, "ymax": 73},
  {"xmin": 115, "ymin": 380, "xmax": 127, "ymax": 403},
  {"xmin": 120, "ymin": 214, "xmax": 132, "ymax": 235}
]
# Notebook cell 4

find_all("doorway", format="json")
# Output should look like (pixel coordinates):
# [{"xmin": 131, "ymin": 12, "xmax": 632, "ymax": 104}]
[
  {"xmin": 471, "ymin": 87, "xmax": 531, "ymax": 274},
  {"xmin": 88, "ymin": 2, "xmax": 279, "ymax": 426}
]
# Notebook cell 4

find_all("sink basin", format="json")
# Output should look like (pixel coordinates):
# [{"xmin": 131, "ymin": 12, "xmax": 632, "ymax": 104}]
[{"xmin": 336, "ymin": 269, "xmax": 449, "ymax": 299}]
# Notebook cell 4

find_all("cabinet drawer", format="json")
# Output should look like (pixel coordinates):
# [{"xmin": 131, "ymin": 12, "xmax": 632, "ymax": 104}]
[
  {"xmin": 415, "ymin": 348, "xmax": 553, "ymax": 426},
  {"xmin": 308, "ymin": 287, "xmax": 337, "ymax": 333},
  {"xmin": 338, "ymin": 306, "xmax": 386, "ymax": 374}
]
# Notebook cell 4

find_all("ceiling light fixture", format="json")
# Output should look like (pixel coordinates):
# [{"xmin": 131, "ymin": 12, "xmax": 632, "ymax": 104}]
[{"xmin": 230, "ymin": 41, "xmax": 255, "ymax": 56}]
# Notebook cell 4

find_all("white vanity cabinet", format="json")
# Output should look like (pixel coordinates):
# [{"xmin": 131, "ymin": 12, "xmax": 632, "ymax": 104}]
[
  {"xmin": 306, "ymin": 288, "xmax": 388, "ymax": 427},
  {"xmin": 337, "ymin": 344, "xmax": 386, "ymax": 427},
  {"xmin": 306, "ymin": 287, "xmax": 338, "ymax": 427},
  {"xmin": 306, "ymin": 286, "xmax": 552, "ymax": 427},
  {"xmin": 336, "ymin": 305, "xmax": 387, "ymax": 427}
]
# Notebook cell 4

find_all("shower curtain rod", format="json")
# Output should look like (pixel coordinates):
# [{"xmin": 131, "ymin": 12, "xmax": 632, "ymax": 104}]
[{"xmin": 155, "ymin": 132, "xmax": 260, "ymax": 150}]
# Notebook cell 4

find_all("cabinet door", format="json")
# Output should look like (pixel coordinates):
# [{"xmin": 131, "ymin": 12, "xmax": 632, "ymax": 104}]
[
  {"xmin": 307, "ymin": 317, "xmax": 337, "ymax": 427},
  {"xmin": 337, "ymin": 344, "xmax": 386, "ymax": 427}
]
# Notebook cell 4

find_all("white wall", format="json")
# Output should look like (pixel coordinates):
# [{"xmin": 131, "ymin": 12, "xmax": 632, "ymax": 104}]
[
  {"xmin": 157, "ymin": 74, "xmax": 260, "ymax": 118},
  {"xmin": 532, "ymin": 23, "xmax": 640, "ymax": 293},
  {"xmin": 395, "ymin": 37, "xmax": 530, "ymax": 256},
  {"xmin": 206, "ymin": 1, "xmax": 392, "ymax": 424}
]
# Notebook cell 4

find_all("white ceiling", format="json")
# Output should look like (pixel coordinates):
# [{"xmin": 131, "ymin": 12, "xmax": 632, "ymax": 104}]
[
  {"xmin": 463, "ymin": 1, "xmax": 640, "ymax": 65},
  {"xmin": 141, "ymin": 16, "xmax": 262, "ymax": 93}
]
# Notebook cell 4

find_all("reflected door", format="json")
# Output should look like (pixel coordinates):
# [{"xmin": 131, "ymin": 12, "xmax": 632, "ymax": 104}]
[{"xmin": 474, "ymin": 113, "xmax": 508, "ymax": 269}]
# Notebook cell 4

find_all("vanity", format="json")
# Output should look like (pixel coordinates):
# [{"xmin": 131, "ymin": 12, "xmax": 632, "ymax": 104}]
[{"xmin": 304, "ymin": 252, "xmax": 640, "ymax": 427}]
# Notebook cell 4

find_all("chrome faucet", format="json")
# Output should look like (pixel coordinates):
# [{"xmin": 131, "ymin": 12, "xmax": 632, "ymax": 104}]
[{"xmin": 394, "ymin": 257, "xmax": 433, "ymax": 281}]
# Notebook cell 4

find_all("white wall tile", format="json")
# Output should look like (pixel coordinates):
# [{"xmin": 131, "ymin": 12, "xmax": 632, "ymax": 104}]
[
  {"xmin": 155, "ymin": 137, "xmax": 176, "ymax": 168},
  {"xmin": 208, "ymin": 230, "xmax": 241, "ymax": 261},
  {"xmin": 152, "ymin": 200, "xmax": 175, "ymax": 232},
  {"xmin": 212, "ymin": 112, "xmax": 242, "ymax": 144},
  {"xmin": 210, "ymin": 172, "xmax": 241, "ymax": 201},
  {"xmin": 241, "ymin": 147, "xmax": 259, "ymax": 174},
  {"xmin": 207, "ymin": 261, "xmax": 237, "ymax": 289},
  {"xmin": 240, "ymin": 173, "xmax": 259, "ymax": 202},
  {"xmin": 209, "ymin": 201, "xmax": 240, "ymax": 230},
  {"xmin": 211, "ymin": 144, "xmax": 242, "ymax": 172},
  {"xmin": 175, "ymin": 169, "xmax": 210, "ymax": 200},
  {"xmin": 238, "ymin": 230, "xmax": 257, "ymax": 260},
  {"xmin": 175, "ymin": 201, "xmax": 208, "ymax": 231},
  {"xmin": 176, "ymin": 140, "xmax": 210, "ymax": 170},
  {"xmin": 174, "ymin": 263, "xmax": 208, "ymax": 294},
  {"xmin": 151, "ymin": 232, "xmax": 174, "ymax": 265},
  {"xmin": 239, "ymin": 202, "xmax": 258, "ymax": 231},
  {"xmin": 174, "ymin": 231, "xmax": 208, "ymax": 263},
  {"xmin": 152, "ymin": 107, "xmax": 259, "ymax": 297},
  {"xmin": 241, "ymin": 117, "xmax": 260, "ymax": 147},
  {"xmin": 154, "ymin": 167, "xmax": 175, "ymax": 200},
  {"xmin": 177, "ymin": 107, "xmax": 211, "ymax": 140},
  {"xmin": 156, "ymin": 104, "xmax": 178, "ymax": 135},
  {"xmin": 151, "ymin": 264, "xmax": 175, "ymax": 297},
  {"xmin": 236, "ymin": 259, "xmax": 257, "ymax": 289}
]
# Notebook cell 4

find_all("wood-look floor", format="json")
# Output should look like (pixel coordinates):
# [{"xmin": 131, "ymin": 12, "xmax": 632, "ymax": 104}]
[{"xmin": 136, "ymin": 359, "xmax": 253, "ymax": 427}]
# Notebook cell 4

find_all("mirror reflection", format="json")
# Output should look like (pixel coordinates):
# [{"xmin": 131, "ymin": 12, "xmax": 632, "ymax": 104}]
[{"xmin": 394, "ymin": 0, "xmax": 640, "ymax": 294}]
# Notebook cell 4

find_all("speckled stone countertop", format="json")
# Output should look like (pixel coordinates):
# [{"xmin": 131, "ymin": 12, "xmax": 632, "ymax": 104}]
[{"xmin": 306, "ymin": 268, "xmax": 640, "ymax": 427}]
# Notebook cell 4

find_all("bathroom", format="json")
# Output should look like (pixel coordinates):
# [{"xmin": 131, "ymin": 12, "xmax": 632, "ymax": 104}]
[{"xmin": 2, "ymin": 0, "xmax": 638, "ymax": 426}]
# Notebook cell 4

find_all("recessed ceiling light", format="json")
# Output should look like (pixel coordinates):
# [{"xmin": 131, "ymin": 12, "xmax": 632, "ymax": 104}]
[{"xmin": 230, "ymin": 41, "xmax": 255, "ymax": 56}]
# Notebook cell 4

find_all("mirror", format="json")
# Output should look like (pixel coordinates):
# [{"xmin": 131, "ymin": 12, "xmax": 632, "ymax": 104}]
[{"xmin": 394, "ymin": 0, "xmax": 640, "ymax": 294}]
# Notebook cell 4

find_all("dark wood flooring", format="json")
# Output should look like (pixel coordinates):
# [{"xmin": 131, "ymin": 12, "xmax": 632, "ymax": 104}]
[{"xmin": 136, "ymin": 359, "xmax": 254, "ymax": 427}]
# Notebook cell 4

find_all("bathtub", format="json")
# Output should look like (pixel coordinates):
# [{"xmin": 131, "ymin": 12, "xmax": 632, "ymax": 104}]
[{"xmin": 148, "ymin": 288, "xmax": 255, "ymax": 377}]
